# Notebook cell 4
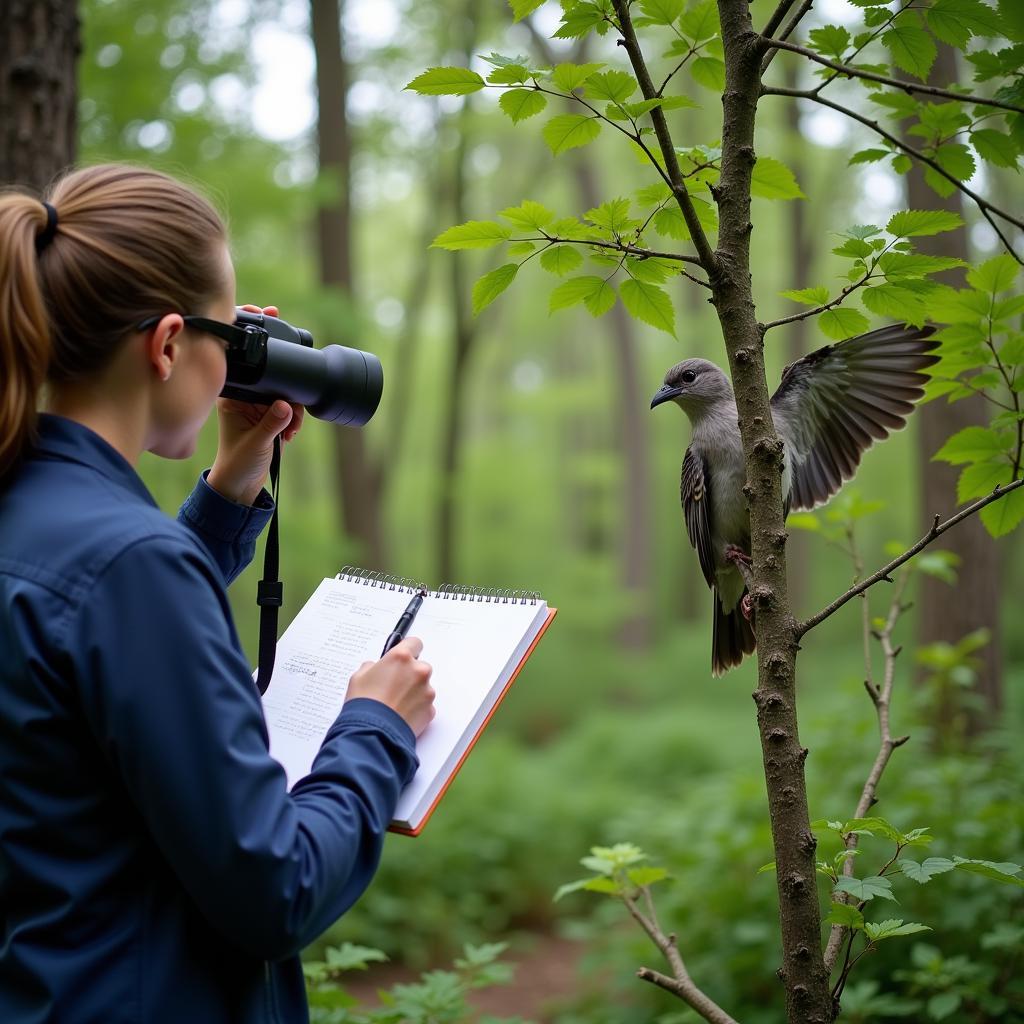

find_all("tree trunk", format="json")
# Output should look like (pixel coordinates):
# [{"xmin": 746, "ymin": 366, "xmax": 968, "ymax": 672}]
[
  {"xmin": 0, "ymin": 0, "xmax": 79, "ymax": 188},
  {"xmin": 436, "ymin": 3, "xmax": 480, "ymax": 584},
  {"xmin": 310, "ymin": 0, "xmax": 385, "ymax": 568},
  {"xmin": 905, "ymin": 44, "xmax": 1003, "ymax": 730}
]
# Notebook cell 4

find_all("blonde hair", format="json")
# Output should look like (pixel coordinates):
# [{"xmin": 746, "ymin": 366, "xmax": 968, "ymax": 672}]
[{"xmin": 0, "ymin": 163, "xmax": 227, "ymax": 480}]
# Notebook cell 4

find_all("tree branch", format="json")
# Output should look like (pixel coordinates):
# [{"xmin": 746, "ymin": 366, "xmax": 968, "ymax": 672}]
[
  {"xmin": 623, "ymin": 895, "xmax": 740, "ymax": 1024},
  {"xmin": 611, "ymin": 0, "xmax": 718, "ymax": 274},
  {"xmin": 761, "ymin": 0, "xmax": 799, "ymax": 40},
  {"xmin": 762, "ymin": 267, "xmax": 873, "ymax": 332},
  {"xmin": 797, "ymin": 478, "xmax": 1024, "ymax": 637},
  {"xmin": 823, "ymin": 569, "xmax": 912, "ymax": 973},
  {"xmin": 761, "ymin": 85, "xmax": 1024, "ymax": 264},
  {"xmin": 766, "ymin": 38, "xmax": 1024, "ymax": 115}
]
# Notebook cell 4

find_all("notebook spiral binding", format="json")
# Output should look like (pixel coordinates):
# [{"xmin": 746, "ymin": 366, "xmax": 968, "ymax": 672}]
[{"xmin": 338, "ymin": 567, "xmax": 540, "ymax": 605}]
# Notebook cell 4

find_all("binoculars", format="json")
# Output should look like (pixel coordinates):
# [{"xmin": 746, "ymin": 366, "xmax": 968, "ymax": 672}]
[{"xmin": 220, "ymin": 308, "xmax": 383, "ymax": 426}]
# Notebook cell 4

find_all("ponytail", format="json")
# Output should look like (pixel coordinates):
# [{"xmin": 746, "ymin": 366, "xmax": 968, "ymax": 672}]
[
  {"xmin": 0, "ymin": 164, "xmax": 227, "ymax": 483},
  {"xmin": 0, "ymin": 195, "xmax": 53, "ymax": 480}
]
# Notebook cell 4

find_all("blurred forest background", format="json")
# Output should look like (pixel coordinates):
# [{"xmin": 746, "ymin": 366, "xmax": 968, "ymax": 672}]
[{"xmin": 7, "ymin": 0, "xmax": 1024, "ymax": 1019}]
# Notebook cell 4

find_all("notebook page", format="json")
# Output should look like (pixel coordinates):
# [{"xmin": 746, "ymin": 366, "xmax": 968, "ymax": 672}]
[
  {"xmin": 261, "ymin": 577, "xmax": 411, "ymax": 786},
  {"xmin": 391, "ymin": 596, "xmax": 548, "ymax": 826}
]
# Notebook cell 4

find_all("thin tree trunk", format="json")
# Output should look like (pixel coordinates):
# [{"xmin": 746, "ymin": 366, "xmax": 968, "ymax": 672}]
[
  {"xmin": 905, "ymin": 44, "xmax": 1003, "ymax": 730},
  {"xmin": 436, "ymin": 3, "xmax": 480, "ymax": 584},
  {"xmin": 310, "ymin": 0, "xmax": 385, "ymax": 568},
  {"xmin": 0, "ymin": 0, "xmax": 79, "ymax": 188}
]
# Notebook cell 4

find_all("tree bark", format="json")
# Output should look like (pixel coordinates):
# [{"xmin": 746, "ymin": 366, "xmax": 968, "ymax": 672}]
[
  {"xmin": 310, "ymin": 0, "xmax": 385, "ymax": 568},
  {"xmin": 905, "ymin": 43, "xmax": 1003, "ymax": 730},
  {"xmin": 0, "ymin": 0, "xmax": 79, "ymax": 189}
]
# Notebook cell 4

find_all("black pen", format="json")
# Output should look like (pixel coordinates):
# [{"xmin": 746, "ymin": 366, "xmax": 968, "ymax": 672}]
[{"xmin": 380, "ymin": 588, "xmax": 427, "ymax": 656}]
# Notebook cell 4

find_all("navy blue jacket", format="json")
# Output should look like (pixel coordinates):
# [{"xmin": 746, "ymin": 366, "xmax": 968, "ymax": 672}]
[{"xmin": 0, "ymin": 415, "xmax": 419, "ymax": 1023}]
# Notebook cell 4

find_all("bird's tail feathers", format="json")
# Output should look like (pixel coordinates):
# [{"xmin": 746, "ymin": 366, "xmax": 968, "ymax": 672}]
[{"xmin": 712, "ymin": 589, "xmax": 756, "ymax": 677}]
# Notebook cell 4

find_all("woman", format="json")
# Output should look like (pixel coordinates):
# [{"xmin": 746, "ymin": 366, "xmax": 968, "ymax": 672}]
[{"xmin": 0, "ymin": 164, "xmax": 435, "ymax": 1023}]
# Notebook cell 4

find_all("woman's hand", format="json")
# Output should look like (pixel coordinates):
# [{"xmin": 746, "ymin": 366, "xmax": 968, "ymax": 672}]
[
  {"xmin": 347, "ymin": 638, "xmax": 436, "ymax": 737},
  {"xmin": 207, "ymin": 304, "xmax": 305, "ymax": 506}
]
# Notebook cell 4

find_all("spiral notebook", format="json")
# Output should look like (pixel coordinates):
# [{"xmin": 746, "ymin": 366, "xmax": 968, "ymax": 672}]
[{"xmin": 260, "ymin": 567, "xmax": 556, "ymax": 835}]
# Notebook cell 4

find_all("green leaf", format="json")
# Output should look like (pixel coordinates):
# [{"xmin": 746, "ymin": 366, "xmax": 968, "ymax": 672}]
[
  {"xmin": 406, "ymin": 66, "xmax": 486, "ymax": 96},
  {"xmin": 899, "ymin": 857, "xmax": 956, "ymax": 883},
  {"xmin": 432, "ymin": 220, "xmax": 512, "ymax": 250},
  {"xmin": 958, "ymin": 460, "xmax": 1014, "ymax": 503},
  {"xmin": 551, "ymin": 62, "xmax": 606, "ymax": 93},
  {"xmin": 780, "ymin": 286, "xmax": 829, "ymax": 306},
  {"xmin": 757, "ymin": 861, "xmax": 777, "ymax": 874},
  {"xmin": 540, "ymin": 245, "xmax": 584, "ymax": 276},
  {"xmin": 927, "ymin": 0, "xmax": 1007, "ymax": 48},
  {"xmin": 865, "ymin": 919, "xmax": 932, "ymax": 940},
  {"xmin": 637, "ymin": 0, "xmax": 685, "ymax": 25},
  {"xmin": 542, "ymin": 114, "xmax": 602, "ymax": 155},
  {"xmin": 928, "ymin": 993, "xmax": 963, "ymax": 1021},
  {"xmin": 627, "ymin": 257, "xmax": 675, "ymax": 284},
  {"xmin": 690, "ymin": 56, "xmax": 725, "ymax": 92},
  {"xmin": 886, "ymin": 209, "xmax": 964, "ymax": 237},
  {"xmin": 585, "ymin": 197, "xmax": 635, "ymax": 233},
  {"xmin": 862, "ymin": 283, "xmax": 928, "ymax": 322},
  {"xmin": 584, "ymin": 70, "xmax": 636, "ymax": 103},
  {"xmin": 844, "ymin": 817, "xmax": 904, "ymax": 841},
  {"xmin": 934, "ymin": 426, "xmax": 1008, "ymax": 464},
  {"xmin": 487, "ymin": 64, "xmax": 530, "ymax": 85},
  {"xmin": 878, "ymin": 252, "xmax": 966, "ymax": 279},
  {"xmin": 967, "ymin": 253, "xmax": 1020, "ymax": 293},
  {"xmin": 628, "ymin": 866, "xmax": 670, "ymax": 886},
  {"xmin": 499, "ymin": 88, "xmax": 547, "ymax": 124},
  {"xmin": 549, "ymin": 275, "xmax": 610, "ymax": 313},
  {"xmin": 584, "ymin": 279, "xmax": 617, "ymax": 317},
  {"xmin": 751, "ymin": 157, "xmax": 806, "ymax": 200},
  {"xmin": 554, "ymin": 3, "xmax": 606, "ymax": 39},
  {"xmin": 653, "ymin": 205, "xmax": 689, "ymax": 240},
  {"xmin": 849, "ymin": 148, "xmax": 891, "ymax": 165},
  {"xmin": 509, "ymin": 0, "xmax": 545, "ymax": 21},
  {"xmin": 787, "ymin": 512, "xmax": 820, "ymax": 531},
  {"xmin": 583, "ymin": 877, "xmax": 622, "ymax": 894},
  {"xmin": 833, "ymin": 875, "xmax": 897, "ymax": 902},
  {"xmin": 979, "ymin": 484, "xmax": 1024, "ymax": 537},
  {"xmin": 884, "ymin": 20, "xmax": 937, "ymax": 81},
  {"xmin": 472, "ymin": 264, "xmax": 518, "ymax": 316},
  {"xmin": 824, "ymin": 902, "xmax": 865, "ymax": 928},
  {"xmin": 554, "ymin": 877, "xmax": 591, "ymax": 901},
  {"xmin": 935, "ymin": 142, "xmax": 976, "ymax": 182},
  {"xmin": 621, "ymin": 278, "xmax": 676, "ymax": 335},
  {"xmin": 500, "ymin": 200, "xmax": 555, "ymax": 231},
  {"xmin": 680, "ymin": 0, "xmax": 719, "ymax": 41},
  {"xmin": 626, "ymin": 95, "xmax": 698, "ymax": 117},
  {"xmin": 971, "ymin": 128, "xmax": 1020, "ymax": 168},
  {"xmin": 809, "ymin": 25, "xmax": 851, "ymax": 59},
  {"xmin": 818, "ymin": 307, "xmax": 871, "ymax": 340},
  {"xmin": 506, "ymin": 241, "xmax": 537, "ymax": 257}
]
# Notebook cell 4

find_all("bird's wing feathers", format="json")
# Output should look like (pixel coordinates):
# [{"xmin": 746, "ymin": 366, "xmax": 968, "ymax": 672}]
[
  {"xmin": 681, "ymin": 445, "xmax": 716, "ymax": 588},
  {"xmin": 771, "ymin": 324, "xmax": 938, "ymax": 512}
]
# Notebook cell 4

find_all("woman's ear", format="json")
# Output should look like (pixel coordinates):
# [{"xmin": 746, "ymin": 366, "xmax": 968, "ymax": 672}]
[{"xmin": 142, "ymin": 313, "xmax": 185, "ymax": 382}]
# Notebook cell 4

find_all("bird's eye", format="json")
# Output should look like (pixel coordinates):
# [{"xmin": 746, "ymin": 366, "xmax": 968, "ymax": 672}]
[{"xmin": 681, "ymin": 370, "xmax": 697, "ymax": 384}]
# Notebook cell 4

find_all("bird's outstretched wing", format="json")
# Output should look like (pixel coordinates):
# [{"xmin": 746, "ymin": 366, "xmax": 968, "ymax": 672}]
[
  {"xmin": 681, "ymin": 445, "xmax": 715, "ymax": 588},
  {"xmin": 771, "ymin": 324, "xmax": 939, "ymax": 512}
]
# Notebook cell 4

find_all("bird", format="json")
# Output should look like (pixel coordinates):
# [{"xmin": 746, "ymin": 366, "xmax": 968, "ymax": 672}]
[{"xmin": 650, "ymin": 323, "xmax": 939, "ymax": 676}]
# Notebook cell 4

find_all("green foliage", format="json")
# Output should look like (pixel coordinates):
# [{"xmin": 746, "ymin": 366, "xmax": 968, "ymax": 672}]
[
  {"xmin": 555, "ymin": 843, "xmax": 670, "ymax": 902},
  {"xmin": 305, "ymin": 942, "xmax": 525, "ymax": 1024}
]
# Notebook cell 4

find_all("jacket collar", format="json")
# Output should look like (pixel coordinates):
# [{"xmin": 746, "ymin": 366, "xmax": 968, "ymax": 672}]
[{"xmin": 32, "ymin": 414, "xmax": 158, "ymax": 507}]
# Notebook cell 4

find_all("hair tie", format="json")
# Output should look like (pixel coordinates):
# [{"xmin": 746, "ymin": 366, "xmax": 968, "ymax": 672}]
[{"xmin": 36, "ymin": 201, "xmax": 59, "ymax": 254}]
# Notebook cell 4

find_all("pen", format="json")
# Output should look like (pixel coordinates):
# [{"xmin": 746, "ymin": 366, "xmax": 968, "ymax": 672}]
[{"xmin": 380, "ymin": 588, "xmax": 427, "ymax": 656}]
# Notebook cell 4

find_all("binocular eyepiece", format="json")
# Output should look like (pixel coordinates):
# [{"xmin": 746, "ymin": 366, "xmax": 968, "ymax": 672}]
[{"xmin": 220, "ymin": 308, "xmax": 383, "ymax": 426}]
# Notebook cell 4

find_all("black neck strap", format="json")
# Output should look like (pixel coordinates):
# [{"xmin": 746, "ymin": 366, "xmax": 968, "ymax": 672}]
[{"xmin": 255, "ymin": 435, "xmax": 283, "ymax": 695}]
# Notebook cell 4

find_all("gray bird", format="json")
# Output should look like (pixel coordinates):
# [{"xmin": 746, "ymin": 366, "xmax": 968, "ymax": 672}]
[{"xmin": 650, "ymin": 324, "xmax": 939, "ymax": 676}]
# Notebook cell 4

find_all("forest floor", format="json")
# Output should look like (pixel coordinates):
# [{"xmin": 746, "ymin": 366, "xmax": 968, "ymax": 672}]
[{"xmin": 343, "ymin": 933, "xmax": 588, "ymax": 1020}]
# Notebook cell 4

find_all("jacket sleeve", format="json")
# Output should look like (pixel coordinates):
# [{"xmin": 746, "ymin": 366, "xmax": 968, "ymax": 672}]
[
  {"xmin": 177, "ymin": 471, "xmax": 275, "ymax": 585},
  {"xmin": 69, "ymin": 532, "xmax": 418, "ymax": 961}
]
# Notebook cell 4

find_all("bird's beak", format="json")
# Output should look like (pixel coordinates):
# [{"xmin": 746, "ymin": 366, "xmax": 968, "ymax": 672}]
[{"xmin": 650, "ymin": 384, "xmax": 683, "ymax": 410}]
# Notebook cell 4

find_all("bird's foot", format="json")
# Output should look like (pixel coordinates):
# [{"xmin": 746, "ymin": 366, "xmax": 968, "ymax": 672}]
[
  {"xmin": 724, "ymin": 545, "xmax": 755, "ymax": 591},
  {"xmin": 741, "ymin": 593, "xmax": 754, "ymax": 622}
]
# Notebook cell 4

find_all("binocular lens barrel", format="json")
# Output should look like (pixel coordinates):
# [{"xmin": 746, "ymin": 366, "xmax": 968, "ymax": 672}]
[{"xmin": 222, "ymin": 309, "xmax": 383, "ymax": 426}]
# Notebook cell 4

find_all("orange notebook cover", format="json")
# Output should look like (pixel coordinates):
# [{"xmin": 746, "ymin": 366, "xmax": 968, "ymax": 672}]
[{"xmin": 260, "ymin": 571, "xmax": 556, "ymax": 837}]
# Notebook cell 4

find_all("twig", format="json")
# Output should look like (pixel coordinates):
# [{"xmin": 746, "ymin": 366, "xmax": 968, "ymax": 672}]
[
  {"xmin": 760, "ymin": 85, "xmax": 1024, "ymax": 264},
  {"xmin": 761, "ymin": 0, "xmax": 799, "ymax": 40},
  {"xmin": 760, "ymin": 0, "xmax": 815, "ymax": 75},
  {"xmin": 611, "ymin": 0, "xmax": 718, "ymax": 274},
  {"xmin": 823, "ymin": 569, "xmax": 912, "ymax": 973},
  {"xmin": 533, "ymin": 233, "xmax": 707, "ymax": 269},
  {"xmin": 766, "ymin": 39, "xmax": 1024, "ymax": 116},
  {"xmin": 762, "ymin": 267, "xmax": 873, "ymax": 332},
  {"xmin": 622, "ymin": 893, "xmax": 740, "ymax": 1024},
  {"xmin": 797, "ymin": 478, "xmax": 1024, "ymax": 637}
]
